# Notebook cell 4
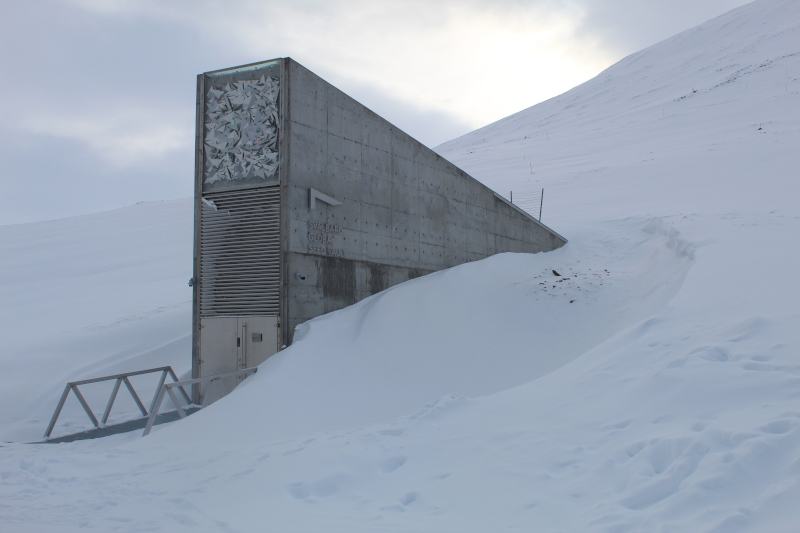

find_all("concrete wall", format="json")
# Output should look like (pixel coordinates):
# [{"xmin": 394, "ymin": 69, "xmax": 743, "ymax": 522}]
[{"xmin": 282, "ymin": 59, "xmax": 566, "ymax": 338}]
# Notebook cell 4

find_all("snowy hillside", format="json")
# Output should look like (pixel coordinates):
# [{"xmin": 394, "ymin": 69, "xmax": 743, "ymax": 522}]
[
  {"xmin": 0, "ymin": 200, "xmax": 193, "ymax": 441},
  {"xmin": 437, "ymin": 0, "xmax": 800, "ymax": 229},
  {"xmin": 2, "ymin": 0, "xmax": 800, "ymax": 531}
]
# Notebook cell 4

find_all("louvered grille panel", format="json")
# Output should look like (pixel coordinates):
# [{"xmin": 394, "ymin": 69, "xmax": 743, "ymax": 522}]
[{"xmin": 199, "ymin": 186, "xmax": 281, "ymax": 317}]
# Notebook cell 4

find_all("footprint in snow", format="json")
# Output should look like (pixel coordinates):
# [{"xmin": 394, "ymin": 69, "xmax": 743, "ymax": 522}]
[
  {"xmin": 400, "ymin": 491, "xmax": 418, "ymax": 506},
  {"xmin": 381, "ymin": 455, "xmax": 407, "ymax": 473}
]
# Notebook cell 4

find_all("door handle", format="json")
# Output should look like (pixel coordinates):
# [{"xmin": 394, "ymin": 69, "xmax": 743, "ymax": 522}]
[{"xmin": 240, "ymin": 322, "xmax": 248, "ymax": 368}]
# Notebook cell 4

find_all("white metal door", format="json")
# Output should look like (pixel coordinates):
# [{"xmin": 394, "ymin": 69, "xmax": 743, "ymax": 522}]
[
  {"xmin": 240, "ymin": 316, "xmax": 279, "ymax": 368},
  {"xmin": 199, "ymin": 316, "xmax": 239, "ymax": 404},
  {"xmin": 199, "ymin": 315, "xmax": 279, "ymax": 404}
]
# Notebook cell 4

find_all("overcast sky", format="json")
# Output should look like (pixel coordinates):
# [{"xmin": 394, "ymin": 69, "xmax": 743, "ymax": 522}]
[{"xmin": 0, "ymin": 0, "xmax": 750, "ymax": 224}]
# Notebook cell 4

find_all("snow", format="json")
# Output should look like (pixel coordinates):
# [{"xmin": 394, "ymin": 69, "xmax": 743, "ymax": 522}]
[
  {"xmin": 2, "ymin": 0, "xmax": 800, "ymax": 531},
  {"xmin": 0, "ymin": 200, "xmax": 193, "ymax": 441}
]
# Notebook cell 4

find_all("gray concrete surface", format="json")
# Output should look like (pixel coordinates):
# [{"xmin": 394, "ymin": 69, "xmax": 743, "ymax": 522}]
[
  {"xmin": 193, "ymin": 57, "xmax": 567, "ymax": 379},
  {"xmin": 282, "ymin": 59, "xmax": 566, "ymax": 337}
]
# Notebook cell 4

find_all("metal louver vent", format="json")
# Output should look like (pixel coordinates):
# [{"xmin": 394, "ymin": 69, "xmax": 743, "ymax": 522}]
[{"xmin": 199, "ymin": 186, "xmax": 281, "ymax": 317}]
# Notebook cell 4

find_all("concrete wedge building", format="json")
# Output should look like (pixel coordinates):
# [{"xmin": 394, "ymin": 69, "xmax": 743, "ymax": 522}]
[{"xmin": 192, "ymin": 57, "xmax": 566, "ymax": 399}]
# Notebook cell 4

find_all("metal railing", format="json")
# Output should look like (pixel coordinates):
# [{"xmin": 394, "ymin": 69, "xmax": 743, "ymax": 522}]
[
  {"xmin": 44, "ymin": 366, "xmax": 191, "ymax": 440},
  {"xmin": 142, "ymin": 367, "xmax": 257, "ymax": 436}
]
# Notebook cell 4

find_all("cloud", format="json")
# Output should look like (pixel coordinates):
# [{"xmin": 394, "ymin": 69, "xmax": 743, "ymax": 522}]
[
  {"xmin": 570, "ymin": 0, "xmax": 752, "ymax": 54},
  {"xmin": 67, "ymin": 0, "xmax": 615, "ymax": 131},
  {"xmin": 23, "ymin": 110, "xmax": 190, "ymax": 167},
  {"xmin": 0, "ymin": 0, "xmax": 751, "ymax": 224}
]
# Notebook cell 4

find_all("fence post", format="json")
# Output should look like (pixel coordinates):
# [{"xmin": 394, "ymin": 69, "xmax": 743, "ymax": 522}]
[
  {"xmin": 44, "ymin": 385, "xmax": 72, "ymax": 439},
  {"xmin": 539, "ymin": 188, "xmax": 544, "ymax": 221},
  {"xmin": 101, "ymin": 378, "xmax": 123, "ymax": 425},
  {"xmin": 122, "ymin": 377, "xmax": 148, "ymax": 417},
  {"xmin": 143, "ymin": 385, "xmax": 167, "ymax": 437},
  {"xmin": 148, "ymin": 370, "xmax": 169, "ymax": 414},
  {"xmin": 70, "ymin": 385, "xmax": 99, "ymax": 428}
]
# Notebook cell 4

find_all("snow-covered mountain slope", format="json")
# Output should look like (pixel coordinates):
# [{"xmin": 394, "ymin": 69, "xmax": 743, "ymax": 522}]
[
  {"xmin": 2, "ymin": 0, "xmax": 800, "ymax": 531},
  {"xmin": 0, "ymin": 200, "xmax": 193, "ymax": 441},
  {"xmin": 437, "ymin": 0, "xmax": 800, "ymax": 229}
]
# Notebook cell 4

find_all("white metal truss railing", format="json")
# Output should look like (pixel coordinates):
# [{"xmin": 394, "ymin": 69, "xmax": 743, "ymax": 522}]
[
  {"xmin": 142, "ymin": 367, "xmax": 257, "ymax": 436},
  {"xmin": 44, "ymin": 366, "xmax": 191, "ymax": 440}
]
